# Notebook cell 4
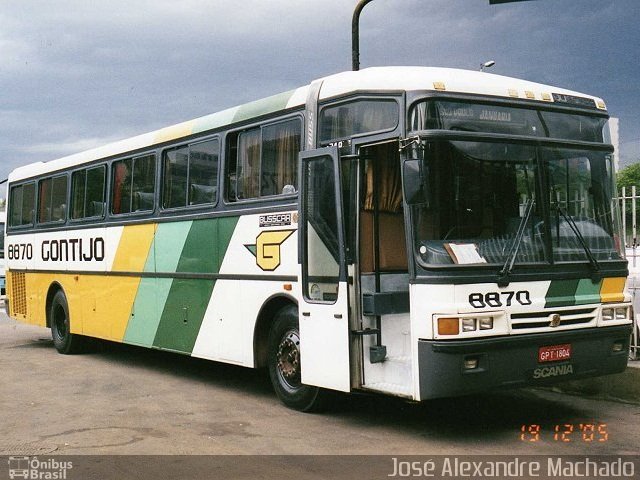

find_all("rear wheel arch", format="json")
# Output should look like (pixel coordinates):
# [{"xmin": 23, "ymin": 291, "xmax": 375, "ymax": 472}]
[
  {"xmin": 45, "ymin": 282, "xmax": 65, "ymax": 328},
  {"xmin": 49, "ymin": 287, "xmax": 87, "ymax": 354},
  {"xmin": 253, "ymin": 294, "xmax": 297, "ymax": 369}
]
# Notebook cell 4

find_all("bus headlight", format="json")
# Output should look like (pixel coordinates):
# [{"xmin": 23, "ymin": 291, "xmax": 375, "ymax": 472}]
[
  {"xmin": 602, "ymin": 306, "xmax": 630, "ymax": 321},
  {"xmin": 602, "ymin": 308, "xmax": 614, "ymax": 321},
  {"xmin": 615, "ymin": 307, "xmax": 628, "ymax": 320},
  {"xmin": 461, "ymin": 318, "xmax": 477, "ymax": 332},
  {"xmin": 437, "ymin": 316, "xmax": 495, "ymax": 335},
  {"xmin": 479, "ymin": 317, "xmax": 494, "ymax": 330}
]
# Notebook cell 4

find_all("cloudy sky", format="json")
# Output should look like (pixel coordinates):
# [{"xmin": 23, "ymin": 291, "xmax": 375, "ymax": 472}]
[{"xmin": 1, "ymin": 0, "xmax": 639, "ymax": 186}]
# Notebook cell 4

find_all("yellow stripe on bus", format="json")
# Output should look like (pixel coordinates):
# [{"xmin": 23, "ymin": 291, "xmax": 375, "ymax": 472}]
[
  {"xmin": 154, "ymin": 121, "xmax": 194, "ymax": 145},
  {"xmin": 98, "ymin": 224, "xmax": 157, "ymax": 340},
  {"xmin": 112, "ymin": 224, "xmax": 157, "ymax": 272},
  {"xmin": 79, "ymin": 275, "xmax": 145, "ymax": 341},
  {"xmin": 600, "ymin": 277, "xmax": 626, "ymax": 303}
]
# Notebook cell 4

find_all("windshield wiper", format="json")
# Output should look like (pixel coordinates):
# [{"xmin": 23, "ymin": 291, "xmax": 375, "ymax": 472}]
[
  {"xmin": 554, "ymin": 204, "xmax": 601, "ymax": 282},
  {"xmin": 497, "ymin": 198, "xmax": 535, "ymax": 287}
]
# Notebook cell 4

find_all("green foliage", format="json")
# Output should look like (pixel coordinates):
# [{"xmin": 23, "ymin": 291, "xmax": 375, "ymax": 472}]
[{"xmin": 617, "ymin": 162, "xmax": 640, "ymax": 192}]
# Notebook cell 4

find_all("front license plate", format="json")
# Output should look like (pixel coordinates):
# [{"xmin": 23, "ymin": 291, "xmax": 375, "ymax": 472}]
[{"xmin": 538, "ymin": 344, "xmax": 572, "ymax": 363}]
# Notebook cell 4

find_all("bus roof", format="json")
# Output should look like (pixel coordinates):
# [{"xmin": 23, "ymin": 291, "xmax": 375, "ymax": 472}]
[{"xmin": 9, "ymin": 66, "xmax": 607, "ymax": 182}]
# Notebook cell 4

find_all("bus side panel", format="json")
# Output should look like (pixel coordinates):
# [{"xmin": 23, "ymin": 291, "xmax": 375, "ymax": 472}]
[
  {"xmin": 79, "ymin": 224, "xmax": 154, "ymax": 340},
  {"xmin": 123, "ymin": 221, "xmax": 192, "ymax": 347},
  {"xmin": 7, "ymin": 271, "xmax": 65, "ymax": 328},
  {"xmin": 192, "ymin": 214, "xmax": 298, "ymax": 366},
  {"xmin": 149, "ymin": 217, "xmax": 238, "ymax": 354}
]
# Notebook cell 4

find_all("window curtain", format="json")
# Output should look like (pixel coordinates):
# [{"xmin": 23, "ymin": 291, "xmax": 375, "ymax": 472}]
[
  {"xmin": 274, "ymin": 122, "xmax": 299, "ymax": 193},
  {"xmin": 38, "ymin": 179, "xmax": 51, "ymax": 222},
  {"xmin": 364, "ymin": 143, "xmax": 403, "ymax": 213},
  {"xmin": 238, "ymin": 129, "xmax": 261, "ymax": 199},
  {"xmin": 112, "ymin": 162, "xmax": 128, "ymax": 214}
]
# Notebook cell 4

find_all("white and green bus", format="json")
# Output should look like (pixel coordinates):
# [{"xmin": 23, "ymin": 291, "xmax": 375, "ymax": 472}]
[
  {"xmin": 5, "ymin": 67, "xmax": 632, "ymax": 411},
  {"xmin": 0, "ymin": 210, "xmax": 6, "ymax": 301}
]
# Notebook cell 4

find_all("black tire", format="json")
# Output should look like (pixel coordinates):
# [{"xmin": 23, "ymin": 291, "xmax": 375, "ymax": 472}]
[
  {"xmin": 50, "ymin": 290, "xmax": 85, "ymax": 354},
  {"xmin": 267, "ymin": 305, "xmax": 328, "ymax": 412}
]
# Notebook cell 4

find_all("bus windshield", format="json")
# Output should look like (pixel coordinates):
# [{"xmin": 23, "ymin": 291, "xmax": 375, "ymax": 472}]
[{"xmin": 410, "ymin": 140, "xmax": 622, "ymax": 267}]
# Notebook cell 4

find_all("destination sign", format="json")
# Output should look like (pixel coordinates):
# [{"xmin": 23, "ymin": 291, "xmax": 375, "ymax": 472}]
[{"xmin": 439, "ymin": 104, "xmax": 518, "ymax": 124}]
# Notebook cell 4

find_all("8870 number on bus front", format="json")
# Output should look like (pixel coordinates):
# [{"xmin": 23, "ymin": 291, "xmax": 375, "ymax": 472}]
[{"xmin": 469, "ymin": 291, "xmax": 531, "ymax": 309}]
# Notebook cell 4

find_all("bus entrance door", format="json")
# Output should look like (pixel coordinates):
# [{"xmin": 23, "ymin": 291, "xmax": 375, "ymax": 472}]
[{"xmin": 298, "ymin": 147, "xmax": 351, "ymax": 392}]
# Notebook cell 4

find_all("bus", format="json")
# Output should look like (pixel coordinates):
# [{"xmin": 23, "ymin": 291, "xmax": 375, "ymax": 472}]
[
  {"xmin": 0, "ymin": 210, "xmax": 5, "ymax": 302},
  {"xmin": 4, "ymin": 67, "xmax": 632, "ymax": 411}
]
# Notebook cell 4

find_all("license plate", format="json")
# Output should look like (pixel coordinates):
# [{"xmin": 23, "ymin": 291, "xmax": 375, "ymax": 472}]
[{"xmin": 538, "ymin": 344, "xmax": 572, "ymax": 363}]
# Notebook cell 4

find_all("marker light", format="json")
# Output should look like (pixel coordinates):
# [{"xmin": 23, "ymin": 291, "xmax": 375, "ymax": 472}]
[
  {"xmin": 464, "ymin": 358, "xmax": 479, "ymax": 370},
  {"xmin": 612, "ymin": 341, "xmax": 624, "ymax": 353},
  {"xmin": 438, "ymin": 318, "xmax": 459, "ymax": 335}
]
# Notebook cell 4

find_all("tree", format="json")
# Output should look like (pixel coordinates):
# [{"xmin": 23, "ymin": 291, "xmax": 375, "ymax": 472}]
[{"xmin": 617, "ymin": 162, "xmax": 640, "ymax": 192}]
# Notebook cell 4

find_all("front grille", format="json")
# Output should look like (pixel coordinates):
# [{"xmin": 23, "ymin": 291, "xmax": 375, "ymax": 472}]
[
  {"xmin": 10, "ymin": 272, "xmax": 27, "ymax": 317},
  {"xmin": 510, "ymin": 307, "xmax": 597, "ymax": 331}
]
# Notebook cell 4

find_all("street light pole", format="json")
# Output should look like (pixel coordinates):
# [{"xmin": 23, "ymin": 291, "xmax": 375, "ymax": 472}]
[
  {"xmin": 351, "ymin": 0, "xmax": 537, "ymax": 72},
  {"xmin": 352, "ymin": 0, "xmax": 375, "ymax": 71}
]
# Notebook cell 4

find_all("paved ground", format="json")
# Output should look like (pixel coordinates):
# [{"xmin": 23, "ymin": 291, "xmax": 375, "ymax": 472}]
[{"xmin": 1, "ymin": 313, "xmax": 639, "ymax": 456}]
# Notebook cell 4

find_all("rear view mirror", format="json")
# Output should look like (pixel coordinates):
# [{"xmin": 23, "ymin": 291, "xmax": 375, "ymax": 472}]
[{"xmin": 403, "ymin": 159, "xmax": 427, "ymax": 205}]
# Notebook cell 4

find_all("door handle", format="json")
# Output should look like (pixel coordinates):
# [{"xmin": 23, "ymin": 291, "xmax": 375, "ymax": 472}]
[{"xmin": 302, "ymin": 312, "xmax": 311, "ymax": 317}]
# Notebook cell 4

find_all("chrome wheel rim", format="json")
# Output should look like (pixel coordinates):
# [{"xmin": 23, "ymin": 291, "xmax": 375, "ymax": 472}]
[{"xmin": 276, "ymin": 329, "xmax": 301, "ymax": 390}]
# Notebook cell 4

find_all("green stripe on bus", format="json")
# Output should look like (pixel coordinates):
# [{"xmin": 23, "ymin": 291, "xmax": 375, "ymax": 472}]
[
  {"xmin": 153, "ymin": 221, "xmax": 194, "ymax": 272},
  {"xmin": 574, "ymin": 278, "xmax": 602, "ymax": 305},
  {"xmin": 124, "ymin": 278, "xmax": 164, "ymax": 347},
  {"xmin": 232, "ymin": 90, "xmax": 296, "ymax": 124},
  {"xmin": 544, "ymin": 279, "xmax": 580, "ymax": 308},
  {"xmin": 152, "ymin": 216, "xmax": 239, "ymax": 353},
  {"xmin": 124, "ymin": 222, "xmax": 193, "ymax": 346}
]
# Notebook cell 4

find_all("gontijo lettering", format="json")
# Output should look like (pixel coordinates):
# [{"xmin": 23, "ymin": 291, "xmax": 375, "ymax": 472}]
[{"xmin": 42, "ymin": 237, "xmax": 105, "ymax": 262}]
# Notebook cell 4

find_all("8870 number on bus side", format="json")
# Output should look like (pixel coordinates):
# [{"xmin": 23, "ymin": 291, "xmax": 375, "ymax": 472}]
[{"xmin": 7, "ymin": 243, "xmax": 33, "ymax": 260}]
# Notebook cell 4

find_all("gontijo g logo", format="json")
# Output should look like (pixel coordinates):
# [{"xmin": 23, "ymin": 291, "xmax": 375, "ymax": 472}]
[{"xmin": 245, "ymin": 230, "xmax": 295, "ymax": 271}]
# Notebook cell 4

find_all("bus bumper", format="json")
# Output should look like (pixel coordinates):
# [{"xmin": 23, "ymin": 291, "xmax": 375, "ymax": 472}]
[{"xmin": 417, "ymin": 325, "xmax": 632, "ymax": 400}]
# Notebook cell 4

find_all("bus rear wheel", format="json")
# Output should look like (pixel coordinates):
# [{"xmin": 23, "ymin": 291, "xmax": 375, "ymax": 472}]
[
  {"xmin": 267, "ymin": 305, "xmax": 327, "ymax": 412},
  {"xmin": 50, "ymin": 290, "xmax": 85, "ymax": 354}
]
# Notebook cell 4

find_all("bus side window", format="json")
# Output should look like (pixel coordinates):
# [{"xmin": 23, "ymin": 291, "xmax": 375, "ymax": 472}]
[
  {"xmin": 163, "ymin": 146, "xmax": 189, "ymax": 209},
  {"xmin": 188, "ymin": 139, "xmax": 218, "ymax": 206},
  {"xmin": 111, "ymin": 159, "xmax": 132, "ymax": 215},
  {"xmin": 71, "ymin": 165, "xmax": 106, "ymax": 220},
  {"xmin": 111, "ymin": 154, "xmax": 156, "ymax": 215},
  {"xmin": 226, "ymin": 117, "xmax": 301, "ymax": 202},
  {"xmin": 9, "ymin": 182, "xmax": 35, "ymax": 227},
  {"xmin": 163, "ymin": 139, "xmax": 218, "ymax": 209},
  {"xmin": 38, "ymin": 175, "xmax": 68, "ymax": 224},
  {"xmin": 132, "ymin": 154, "xmax": 156, "ymax": 212}
]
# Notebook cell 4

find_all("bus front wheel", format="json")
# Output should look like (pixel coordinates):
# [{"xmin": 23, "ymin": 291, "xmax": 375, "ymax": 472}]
[
  {"xmin": 50, "ymin": 290, "xmax": 85, "ymax": 354},
  {"xmin": 267, "ymin": 305, "xmax": 327, "ymax": 412}
]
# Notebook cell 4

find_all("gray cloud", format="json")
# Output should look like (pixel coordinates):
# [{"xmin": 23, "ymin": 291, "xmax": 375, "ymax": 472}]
[{"xmin": 1, "ymin": 0, "xmax": 639, "ymax": 185}]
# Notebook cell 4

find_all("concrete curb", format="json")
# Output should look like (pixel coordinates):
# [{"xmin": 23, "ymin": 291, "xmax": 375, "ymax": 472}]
[{"xmin": 542, "ymin": 360, "xmax": 640, "ymax": 405}]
